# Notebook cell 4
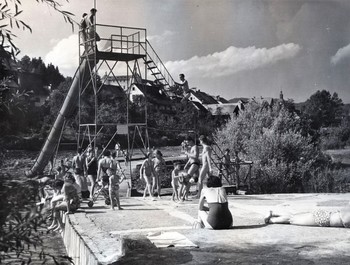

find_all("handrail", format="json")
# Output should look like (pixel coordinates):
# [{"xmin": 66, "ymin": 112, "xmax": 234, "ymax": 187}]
[{"xmin": 146, "ymin": 40, "xmax": 176, "ymax": 86}]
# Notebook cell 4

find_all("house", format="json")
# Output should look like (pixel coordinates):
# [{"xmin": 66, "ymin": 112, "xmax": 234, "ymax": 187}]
[
  {"xmin": 188, "ymin": 89, "xmax": 219, "ymax": 105},
  {"xmin": 99, "ymin": 84, "xmax": 126, "ymax": 100},
  {"xmin": 18, "ymin": 72, "xmax": 50, "ymax": 107},
  {"xmin": 250, "ymin": 91, "xmax": 285, "ymax": 109}
]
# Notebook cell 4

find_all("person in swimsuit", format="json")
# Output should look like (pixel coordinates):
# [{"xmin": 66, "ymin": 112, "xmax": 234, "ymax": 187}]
[
  {"xmin": 86, "ymin": 147, "xmax": 98, "ymax": 199},
  {"xmin": 264, "ymin": 204, "xmax": 350, "ymax": 228},
  {"xmin": 139, "ymin": 152, "xmax": 156, "ymax": 200},
  {"xmin": 194, "ymin": 175, "xmax": 233, "ymax": 230},
  {"xmin": 111, "ymin": 151, "xmax": 122, "ymax": 174},
  {"xmin": 153, "ymin": 150, "xmax": 166, "ymax": 198},
  {"xmin": 107, "ymin": 168, "xmax": 123, "ymax": 210},
  {"xmin": 97, "ymin": 150, "xmax": 112, "ymax": 181},
  {"xmin": 181, "ymin": 136, "xmax": 200, "ymax": 201},
  {"xmin": 198, "ymin": 135, "xmax": 213, "ymax": 198},
  {"xmin": 48, "ymin": 173, "xmax": 80, "ymax": 232}
]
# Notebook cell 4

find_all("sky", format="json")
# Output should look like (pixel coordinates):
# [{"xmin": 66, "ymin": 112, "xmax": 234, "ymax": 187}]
[{"xmin": 11, "ymin": 0, "xmax": 350, "ymax": 103}]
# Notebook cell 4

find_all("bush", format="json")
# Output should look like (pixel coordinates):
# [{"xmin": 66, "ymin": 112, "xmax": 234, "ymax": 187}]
[{"xmin": 216, "ymin": 103, "xmax": 335, "ymax": 193}]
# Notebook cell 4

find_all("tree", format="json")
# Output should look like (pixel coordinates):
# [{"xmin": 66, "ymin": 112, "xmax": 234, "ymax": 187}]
[
  {"xmin": 1, "ymin": 2, "xmax": 75, "ymax": 263},
  {"xmin": 302, "ymin": 90, "xmax": 343, "ymax": 130},
  {"xmin": 0, "ymin": 0, "xmax": 74, "ymax": 59},
  {"xmin": 215, "ymin": 102, "xmax": 328, "ymax": 193}
]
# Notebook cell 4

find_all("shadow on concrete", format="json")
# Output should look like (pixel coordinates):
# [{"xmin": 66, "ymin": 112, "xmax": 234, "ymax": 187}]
[
  {"xmin": 115, "ymin": 240, "xmax": 350, "ymax": 265},
  {"xmin": 80, "ymin": 206, "xmax": 106, "ymax": 210},
  {"xmin": 233, "ymin": 224, "xmax": 268, "ymax": 229}
]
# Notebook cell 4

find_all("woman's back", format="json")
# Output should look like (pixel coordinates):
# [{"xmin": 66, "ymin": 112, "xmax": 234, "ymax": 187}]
[{"xmin": 202, "ymin": 187, "xmax": 232, "ymax": 229}]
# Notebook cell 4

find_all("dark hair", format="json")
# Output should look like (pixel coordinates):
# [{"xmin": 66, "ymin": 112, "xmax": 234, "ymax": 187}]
[
  {"xmin": 155, "ymin": 150, "xmax": 163, "ymax": 157},
  {"xmin": 90, "ymin": 8, "xmax": 97, "ymax": 12},
  {"xmin": 146, "ymin": 152, "xmax": 151, "ymax": 158},
  {"xmin": 206, "ymin": 175, "xmax": 222, "ymax": 188},
  {"xmin": 77, "ymin": 147, "xmax": 83, "ymax": 154},
  {"xmin": 82, "ymin": 13, "xmax": 88, "ymax": 17},
  {"xmin": 103, "ymin": 150, "xmax": 111, "ymax": 157},
  {"xmin": 173, "ymin": 161, "xmax": 181, "ymax": 167},
  {"xmin": 53, "ymin": 179, "xmax": 64, "ymax": 189},
  {"xmin": 57, "ymin": 166, "xmax": 62, "ymax": 171},
  {"xmin": 111, "ymin": 151, "xmax": 116, "ymax": 158},
  {"xmin": 179, "ymin": 73, "xmax": 185, "ymax": 78},
  {"xmin": 64, "ymin": 172, "xmax": 75, "ymax": 183},
  {"xmin": 199, "ymin": 135, "xmax": 210, "ymax": 145},
  {"xmin": 225, "ymin": 148, "xmax": 230, "ymax": 153}
]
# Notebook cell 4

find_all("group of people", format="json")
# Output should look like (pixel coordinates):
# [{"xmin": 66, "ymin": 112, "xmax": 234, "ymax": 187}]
[
  {"xmin": 80, "ymin": 8, "xmax": 100, "ymax": 53},
  {"xmin": 138, "ymin": 135, "xmax": 214, "ymax": 203},
  {"xmin": 38, "ymin": 144, "xmax": 128, "ymax": 232}
]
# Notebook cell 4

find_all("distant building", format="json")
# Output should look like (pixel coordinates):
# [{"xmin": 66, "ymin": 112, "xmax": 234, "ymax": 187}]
[{"xmin": 18, "ymin": 72, "xmax": 50, "ymax": 107}]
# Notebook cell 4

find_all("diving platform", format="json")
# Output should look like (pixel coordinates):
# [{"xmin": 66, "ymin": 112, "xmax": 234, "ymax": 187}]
[{"xmin": 96, "ymin": 51, "xmax": 145, "ymax": 62}]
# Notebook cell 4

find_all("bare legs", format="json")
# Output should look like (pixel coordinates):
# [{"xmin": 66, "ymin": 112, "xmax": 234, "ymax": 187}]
[
  {"xmin": 143, "ymin": 175, "xmax": 154, "ymax": 199},
  {"xmin": 87, "ymin": 174, "xmax": 96, "ymax": 199},
  {"xmin": 195, "ymin": 208, "xmax": 213, "ymax": 229},
  {"xmin": 265, "ymin": 211, "xmax": 318, "ymax": 226},
  {"xmin": 198, "ymin": 165, "xmax": 209, "ymax": 198},
  {"xmin": 152, "ymin": 173, "xmax": 161, "ymax": 198}
]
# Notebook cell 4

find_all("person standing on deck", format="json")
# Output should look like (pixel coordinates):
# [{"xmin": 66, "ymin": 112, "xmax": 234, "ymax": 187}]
[{"xmin": 198, "ymin": 135, "xmax": 213, "ymax": 198}]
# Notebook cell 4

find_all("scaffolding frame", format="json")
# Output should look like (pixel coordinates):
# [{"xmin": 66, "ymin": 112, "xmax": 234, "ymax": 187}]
[{"xmin": 77, "ymin": 23, "xmax": 151, "ymax": 174}]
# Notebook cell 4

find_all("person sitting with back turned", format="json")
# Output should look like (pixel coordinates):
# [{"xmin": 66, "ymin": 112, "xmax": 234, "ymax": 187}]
[{"xmin": 194, "ymin": 175, "xmax": 233, "ymax": 230}]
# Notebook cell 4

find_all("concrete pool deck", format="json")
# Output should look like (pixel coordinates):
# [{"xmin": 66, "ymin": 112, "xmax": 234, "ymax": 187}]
[{"xmin": 62, "ymin": 192, "xmax": 350, "ymax": 265}]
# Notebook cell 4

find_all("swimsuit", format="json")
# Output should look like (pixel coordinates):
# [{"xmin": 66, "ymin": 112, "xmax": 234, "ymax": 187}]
[
  {"xmin": 313, "ymin": 209, "xmax": 331, "ymax": 227},
  {"xmin": 207, "ymin": 202, "xmax": 233, "ymax": 229},
  {"xmin": 190, "ymin": 162, "xmax": 200, "ymax": 167}
]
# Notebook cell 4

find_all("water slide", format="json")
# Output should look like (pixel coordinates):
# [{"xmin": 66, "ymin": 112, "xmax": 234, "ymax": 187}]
[{"xmin": 26, "ymin": 58, "xmax": 96, "ymax": 177}]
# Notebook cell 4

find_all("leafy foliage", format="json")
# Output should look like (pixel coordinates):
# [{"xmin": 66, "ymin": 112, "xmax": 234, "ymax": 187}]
[
  {"xmin": 0, "ymin": 0, "xmax": 74, "ymax": 58},
  {"xmin": 301, "ymin": 90, "xmax": 343, "ymax": 130},
  {"xmin": 215, "ymin": 102, "xmax": 334, "ymax": 193}
]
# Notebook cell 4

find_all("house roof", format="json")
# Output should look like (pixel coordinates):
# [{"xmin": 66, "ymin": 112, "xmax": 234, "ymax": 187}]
[
  {"xmin": 206, "ymin": 103, "xmax": 240, "ymax": 116},
  {"xmin": 191, "ymin": 90, "xmax": 218, "ymax": 104},
  {"xmin": 216, "ymin": 96, "xmax": 229, "ymax": 104},
  {"xmin": 100, "ymin": 84, "xmax": 125, "ymax": 97},
  {"xmin": 191, "ymin": 101, "xmax": 209, "ymax": 113},
  {"xmin": 133, "ymin": 83, "xmax": 171, "ymax": 105}
]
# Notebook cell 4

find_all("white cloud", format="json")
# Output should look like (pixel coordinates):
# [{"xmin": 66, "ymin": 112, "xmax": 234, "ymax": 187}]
[
  {"xmin": 44, "ymin": 34, "xmax": 79, "ymax": 76},
  {"xmin": 165, "ymin": 43, "xmax": 301, "ymax": 78},
  {"xmin": 147, "ymin": 30, "xmax": 176, "ymax": 45},
  {"xmin": 331, "ymin": 44, "xmax": 350, "ymax": 65}
]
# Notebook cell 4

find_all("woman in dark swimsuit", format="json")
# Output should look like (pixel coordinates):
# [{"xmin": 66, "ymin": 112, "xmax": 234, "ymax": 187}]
[{"xmin": 195, "ymin": 175, "xmax": 233, "ymax": 229}]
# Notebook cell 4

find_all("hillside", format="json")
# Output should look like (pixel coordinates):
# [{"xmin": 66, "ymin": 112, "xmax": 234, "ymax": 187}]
[{"xmin": 228, "ymin": 97, "xmax": 249, "ymax": 103}]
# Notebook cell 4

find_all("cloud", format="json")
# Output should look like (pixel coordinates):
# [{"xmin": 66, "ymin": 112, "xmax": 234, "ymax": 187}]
[
  {"xmin": 147, "ymin": 30, "xmax": 176, "ymax": 45},
  {"xmin": 44, "ymin": 34, "xmax": 79, "ymax": 76},
  {"xmin": 165, "ymin": 43, "xmax": 301, "ymax": 78},
  {"xmin": 331, "ymin": 44, "xmax": 350, "ymax": 65}
]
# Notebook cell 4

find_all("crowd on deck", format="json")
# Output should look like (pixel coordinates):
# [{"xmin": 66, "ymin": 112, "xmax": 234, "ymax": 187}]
[{"xmin": 36, "ymin": 134, "xmax": 350, "ymax": 232}]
